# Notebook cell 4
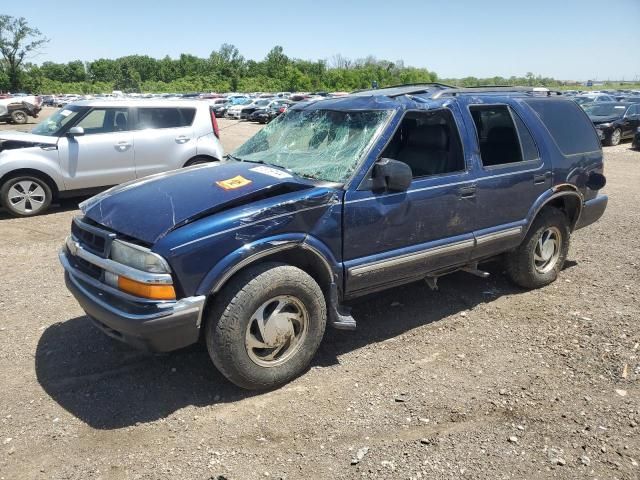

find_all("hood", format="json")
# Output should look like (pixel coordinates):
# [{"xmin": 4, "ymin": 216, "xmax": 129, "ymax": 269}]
[
  {"xmin": 589, "ymin": 115, "xmax": 622, "ymax": 124},
  {"xmin": 0, "ymin": 131, "xmax": 58, "ymax": 147},
  {"xmin": 81, "ymin": 161, "xmax": 319, "ymax": 244}
]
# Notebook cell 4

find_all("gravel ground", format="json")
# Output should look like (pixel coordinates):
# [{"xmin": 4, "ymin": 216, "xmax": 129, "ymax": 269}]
[{"xmin": 0, "ymin": 113, "xmax": 638, "ymax": 480}]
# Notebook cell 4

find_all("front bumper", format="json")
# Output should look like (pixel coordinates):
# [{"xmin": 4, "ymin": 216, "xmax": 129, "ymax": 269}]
[
  {"xmin": 59, "ymin": 248, "xmax": 206, "ymax": 352},
  {"xmin": 575, "ymin": 194, "xmax": 608, "ymax": 230}
]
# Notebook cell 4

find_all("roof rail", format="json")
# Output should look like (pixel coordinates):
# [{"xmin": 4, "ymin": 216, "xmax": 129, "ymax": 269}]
[
  {"xmin": 352, "ymin": 82, "xmax": 454, "ymax": 97},
  {"xmin": 431, "ymin": 86, "xmax": 563, "ymax": 98}
]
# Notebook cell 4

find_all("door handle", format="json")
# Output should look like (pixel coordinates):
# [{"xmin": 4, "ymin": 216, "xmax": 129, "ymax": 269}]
[
  {"xmin": 458, "ymin": 185, "xmax": 476, "ymax": 199},
  {"xmin": 114, "ymin": 141, "xmax": 132, "ymax": 151},
  {"xmin": 175, "ymin": 135, "xmax": 191, "ymax": 144},
  {"xmin": 533, "ymin": 172, "xmax": 551, "ymax": 185}
]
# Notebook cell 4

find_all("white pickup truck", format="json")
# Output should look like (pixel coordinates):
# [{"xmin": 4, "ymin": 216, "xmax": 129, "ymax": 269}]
[{"xmin": 0, "ymin": 95, "xmax": 42, "ymax": 124}]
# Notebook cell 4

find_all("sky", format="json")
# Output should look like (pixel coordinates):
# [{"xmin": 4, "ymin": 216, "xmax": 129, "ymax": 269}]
[{"xmin": 5, "ymin": 0, "xmax": 640, "ymax": 81}]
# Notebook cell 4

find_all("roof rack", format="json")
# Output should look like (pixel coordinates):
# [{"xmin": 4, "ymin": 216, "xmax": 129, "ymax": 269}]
[{"xmin": 431, "ymin": 86, "xmax": 563, "ymax": 98}]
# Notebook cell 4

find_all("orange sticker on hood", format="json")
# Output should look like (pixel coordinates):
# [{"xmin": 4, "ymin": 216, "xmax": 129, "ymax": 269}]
[{"xmin": 216, "ymin": 175, "xmax": 252, "ymax": 190}]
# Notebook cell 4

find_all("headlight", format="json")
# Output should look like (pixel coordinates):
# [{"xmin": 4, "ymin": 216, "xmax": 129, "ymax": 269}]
[
  {"xmin": 598, "ymin": 122, "xmax": 613, "ymax": 128},
  {"xmin": 636, "ymin": 126, "xmax": 640, "ymax": 133},
  {"xmin": 110, "ymin": 240, "xmax": 170, "ymax": 273}
]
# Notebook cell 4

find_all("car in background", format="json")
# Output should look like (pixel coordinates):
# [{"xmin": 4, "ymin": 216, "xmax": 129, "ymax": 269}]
[
  {"xmin": 226, "ymin": 98, "xmax": 254, "ymax": 119},
  {"xmin": 248, "ymin": 99, "xmax": 292, "ymax": 123},
  {"xmin": 583, "ymin": 102, "xmax": 640, "ymax": 146},
  {"xmin": 0, "ymin": 100, "xmax": 224, "ymax": 216},
  {"xmin": 0, "ymin": 95, "xmax": 42, "ymax": 124},
  {"xmin": 240, "ymin": 98, "xmax": 274, "ymax": 119},
  {"xmin": 617, "ymin": 96, "xmax": 640, "ymax": 104},
  {"xmin": 208, "ymin": 98, "xmax": 229, "ymax": 118},
  {"xmin": 573, "ymin": 93, "xmax": 616, "ymax": 107},
  {"xmin": 632, "ymin": 128, "xmax": 640, "ymax": 150}
]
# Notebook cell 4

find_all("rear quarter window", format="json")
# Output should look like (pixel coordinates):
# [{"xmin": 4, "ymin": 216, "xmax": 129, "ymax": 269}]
[{"xmin": 524, "ymin": 99, "xmax": 600, "ymax": 156}]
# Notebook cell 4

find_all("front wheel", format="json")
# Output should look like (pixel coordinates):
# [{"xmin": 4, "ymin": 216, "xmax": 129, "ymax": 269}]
[
  {"xmin": 0, "ymin": 175, "xmax": 52, "ymax": 217},
  {"xmin": 505, "ymin": 207, "xmax": 570, "ymax": 289},
  {"xmin": 205, "ymin": 262, "xmax": 327, "ymax": 390}
]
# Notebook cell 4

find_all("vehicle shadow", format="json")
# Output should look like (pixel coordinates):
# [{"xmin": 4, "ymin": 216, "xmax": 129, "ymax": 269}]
[
  {"xmin": 0, "ymin": 197, "xmax": 89, "ymax": 220},
  {"xmin": 35, "ymin": 262, "xmax": 526, "ymax": 430}
]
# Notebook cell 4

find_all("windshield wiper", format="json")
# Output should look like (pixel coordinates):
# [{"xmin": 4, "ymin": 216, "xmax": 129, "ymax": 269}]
[{"xmin": 226, "ymin": 153, "xmax": 243, "ymax": 162}]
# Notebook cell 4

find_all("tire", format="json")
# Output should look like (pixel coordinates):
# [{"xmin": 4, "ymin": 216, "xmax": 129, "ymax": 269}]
[
  {"xmin": 607, "ymin": 128, "xmax": 622, "ymax": 146},
  {"xmin": 205, "ymin": 262, "xmax": 327, "ymax": 390},
  {"xmin": 0, "ymin": 175, "xmax": 53, "ymax": 217},
  {"xmin": 10, "ymin": 110, "xmax": 28, "ymax": 125},
  {"xmin": 505, "ymin": 207, "xmax": 570, "ymax": 289}
]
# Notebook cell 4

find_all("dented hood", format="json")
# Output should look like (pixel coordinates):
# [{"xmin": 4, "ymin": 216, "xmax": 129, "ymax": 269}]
[
  {"xmin": 81, "ymin": 161, "xmax": 317, "ymax": 244},
  {"xmin": 0, "ymin": 131, "xmax": 58, "ymax": 146}
]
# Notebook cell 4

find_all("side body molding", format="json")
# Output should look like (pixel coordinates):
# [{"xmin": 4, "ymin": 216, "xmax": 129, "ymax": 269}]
[{"xmin": 195, "ymin": 233, "xmax": 340, "ymax": 297}]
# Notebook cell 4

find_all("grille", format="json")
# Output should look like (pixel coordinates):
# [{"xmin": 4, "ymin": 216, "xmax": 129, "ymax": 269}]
[{"xmin": 71, "ymin": 218, "xmax": 111, "ymax": 257}]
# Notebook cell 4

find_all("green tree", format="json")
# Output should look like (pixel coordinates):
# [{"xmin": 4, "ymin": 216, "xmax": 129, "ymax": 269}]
[{"xmin": 0, "ymin": 15, "xmax": 48, "ymax": 91}]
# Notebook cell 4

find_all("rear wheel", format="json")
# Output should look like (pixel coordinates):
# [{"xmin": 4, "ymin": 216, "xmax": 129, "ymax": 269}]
[
  {"xmin": 10, "ymin": 110, "xmax": 28, "ymax": 125},
  {"xmin": 205, "ymin": 262, "xmax": 327, "ymax": 390},
  {"xmin": 0, "ymin": 175, "xmax": 52, "ymax": 217},
  {"xmin": 505, "ymin": 207, "xmax": 570, "ymax": 289}
]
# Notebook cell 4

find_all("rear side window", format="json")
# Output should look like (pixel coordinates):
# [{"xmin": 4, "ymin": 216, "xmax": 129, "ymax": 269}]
[
  {"xmin": 470, "ymin": 105, "xmax": 525, "ymax": 167},
  {"xmin": 525, "ymin": 99, "xmax": 600, "ymax": 155},
  {"xmin": 136, "ymin": 108, "xmax": 196, "ymax": 129},
  {"xmin": 511, "ymin": 111, "xmax": 539, "ymax": 161}
]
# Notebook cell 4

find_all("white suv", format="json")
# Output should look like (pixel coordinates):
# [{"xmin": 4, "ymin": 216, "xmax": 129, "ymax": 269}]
[{"xmin": 0, "ymin": 99, "xmax": 224, "ymax": 216}]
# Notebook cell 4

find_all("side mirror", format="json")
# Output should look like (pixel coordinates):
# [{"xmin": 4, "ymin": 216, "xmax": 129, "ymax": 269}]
[
  {"xmin": 66, "ymin": 126, "xmax": 85, "ymax": 137},
  {"xmin": 372, "ymin": 158, "xmax": 412, "ymax": 192}
]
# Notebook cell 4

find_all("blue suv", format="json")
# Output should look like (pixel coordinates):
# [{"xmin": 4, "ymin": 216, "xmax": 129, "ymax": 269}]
[{"xmin": 60, "ymin": 84, "xmax": 608, "ymax": 389}]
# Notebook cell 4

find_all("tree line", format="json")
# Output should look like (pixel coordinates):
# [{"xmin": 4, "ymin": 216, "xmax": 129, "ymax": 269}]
[{"xmin": 2, "ymin": 15, "xmax": 632, "ymax": 95}]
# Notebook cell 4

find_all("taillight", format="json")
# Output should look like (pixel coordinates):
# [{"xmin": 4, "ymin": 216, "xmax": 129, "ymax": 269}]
[
  {"xmin": 210, "ymin": 108, "xmax": 220, "ymax": 138},
  {"xmin": 279, "ymin": 107, "xmax": 286, "ymax": 113}
]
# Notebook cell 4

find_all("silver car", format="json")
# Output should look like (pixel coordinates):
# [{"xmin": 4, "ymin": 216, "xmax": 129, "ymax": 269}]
[{"xmin": 0, "ymin": 99, "xmax": 224, "ymax": 217}]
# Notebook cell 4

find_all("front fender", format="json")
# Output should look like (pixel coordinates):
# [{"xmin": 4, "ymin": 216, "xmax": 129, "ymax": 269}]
[
  {"xmin": 0, "ymin": 149, "xmax": 65, "ymax": 191},
  {"xmin": 195, "ymin": 233, "xmax": 340, "ymax": 297}
]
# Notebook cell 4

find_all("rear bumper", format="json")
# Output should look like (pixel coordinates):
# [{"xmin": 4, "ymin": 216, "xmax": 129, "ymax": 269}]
[
  {"xmin": 575, "ymin": 194, "xmax": 608, "ymax": 230},
  {"xmin": 60, "ymin": 249, "xmax": 206, "ymax": 352}
]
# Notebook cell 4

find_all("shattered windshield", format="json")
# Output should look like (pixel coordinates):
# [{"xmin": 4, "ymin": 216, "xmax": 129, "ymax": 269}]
[
  {"xmin": 233, "ymin": 109, "xmax": 390, "ymax": 183},
  {"xmin": 32, "ymin": 105, "xmax": 85, "ymax": 136}
]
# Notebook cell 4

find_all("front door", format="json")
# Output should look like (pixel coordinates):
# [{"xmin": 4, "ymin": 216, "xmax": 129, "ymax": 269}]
[
  {"xmin": 58, "ymin": 106, "xmax": 135, "ymax": 190},
  {"xmin": 343, "ymin": 107, "xmax": 477, "ymax": 296}
]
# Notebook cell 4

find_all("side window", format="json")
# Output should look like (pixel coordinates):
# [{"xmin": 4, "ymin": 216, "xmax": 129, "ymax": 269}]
[
  {"xmin": 469, "ymin": 105, "xmax": 525, "ymax": 167},
  {"xmin": 76, "ymin": 108, "xmax": 129, "ymax": 134},
  {"xmin": 380, "ymin": 109, "xmax": 465, "ymax": 178},
  {"xmin": 525, "ymin": 99, "xmax": 600, "ymax": 155},
  {"xmin": 136, "ymin": 108, "xmax": 196, "ymax": 129}
]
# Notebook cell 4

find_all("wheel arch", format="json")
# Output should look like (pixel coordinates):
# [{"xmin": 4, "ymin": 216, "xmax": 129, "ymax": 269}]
[
  {"xmin": 0, "ymin": 168, "xmax": 60, "ymax": 200},
  {"xmin": 183, "ymin": 154, "xmax": 220, "ymax": 168},
  {"xmin": 525, "ymin": 185, "xmax": 583, "ymax": 236}
]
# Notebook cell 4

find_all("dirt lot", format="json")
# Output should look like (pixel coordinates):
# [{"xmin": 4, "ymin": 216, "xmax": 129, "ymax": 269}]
[{"xmin": 0, "ymin": 112, "xmax": 638, "ymax": 480}]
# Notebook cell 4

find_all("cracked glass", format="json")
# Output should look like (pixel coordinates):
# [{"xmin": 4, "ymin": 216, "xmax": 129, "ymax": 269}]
[{"xmin": 233, "ymin": 109, "xmax": 391, "ymax": 183}]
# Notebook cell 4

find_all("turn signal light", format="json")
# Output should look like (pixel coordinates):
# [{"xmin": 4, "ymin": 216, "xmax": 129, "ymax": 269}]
[{"xmin": 117, "ymin": 276, "xmax": 176, "ymax": 300}]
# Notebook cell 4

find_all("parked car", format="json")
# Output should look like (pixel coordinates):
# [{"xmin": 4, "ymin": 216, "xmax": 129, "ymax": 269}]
[
  {"xmin": 59, "ymin": 84, "xmax": 607, "ymax": 390},
  {"xmin": 248, "ymin": 100, "xmax": 292, "ymax": 123},
  {"xmin": 583, "ymin": 102, "xmax": 640, "ymax": 146},
  {"xmin": 226, "ymin": 99, "xmax": 254, "ymax": 119},
  {"xmin": 0, "ymin": 96, "xmax": 42, "ymax": 124},
  {"xmin": 573, "ymin": 94, "xmax": 616, "ymax": 106},
  {"xmin": 617, "ymin": 96, "xmax": 640, "ymax": 103},
  {"xmin": 240, "ymin": 98, "xmax": 274, "ymax": 120},
  {"xmin": 0, "ymin": 99, "xmax": 224, "ymax": 216},
  {"xmin": 632, "ymin": 127, "xmax": 640, "ymax": 150}
]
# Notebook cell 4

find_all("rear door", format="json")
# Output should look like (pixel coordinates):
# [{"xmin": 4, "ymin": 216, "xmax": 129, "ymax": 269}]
[
  {"xmin": 57, "ymin": 106, "xmax": 135, "ymax": 189},
  {"xmin": 462, "ymin": 100, "xmax": 548, "ymax": 259},
  {"xmin": 131, "ymin": 106, "xmax": 198, "ymax": 178}
]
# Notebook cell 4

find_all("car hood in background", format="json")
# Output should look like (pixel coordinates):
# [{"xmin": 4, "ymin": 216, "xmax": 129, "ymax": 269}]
[
  {"xmin": 81, "ymin": 161, "xmax": 322, "ymax": 244},
  {"xmin": 0, "ymin": 131, "xmax": 58, "ymax": 146}
]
